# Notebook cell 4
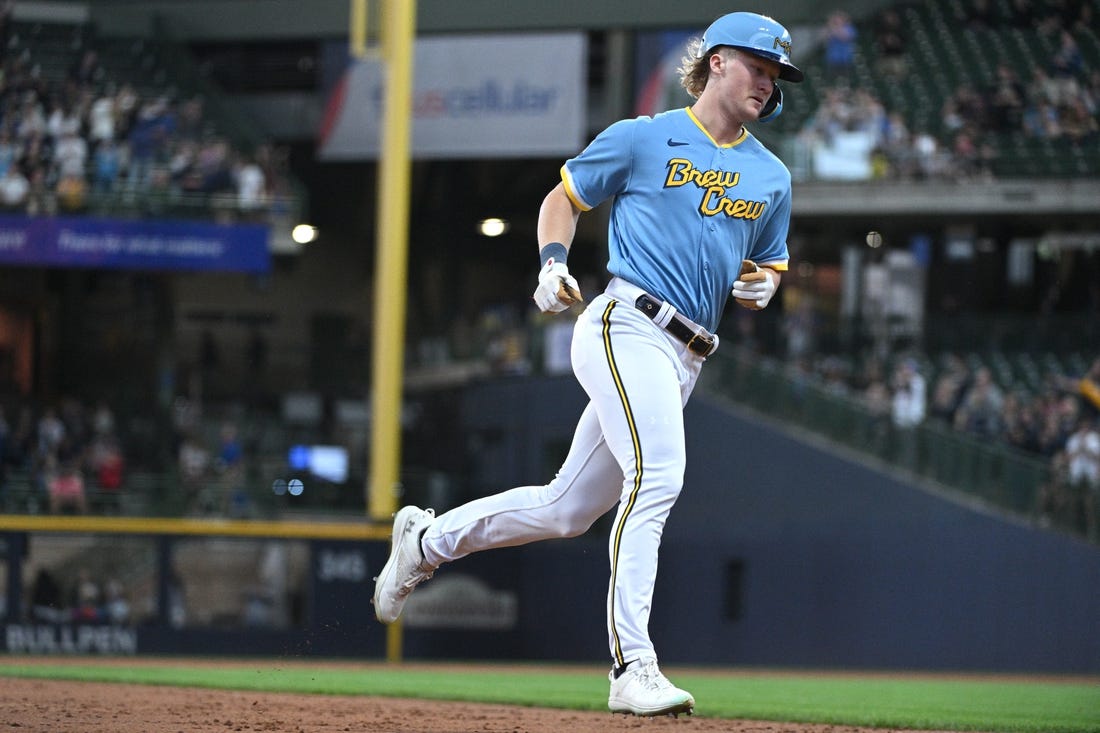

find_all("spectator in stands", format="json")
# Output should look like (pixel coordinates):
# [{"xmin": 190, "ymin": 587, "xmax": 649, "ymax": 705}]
[
  {"xmin": 234, "ymin": 152, "xmax": 267, "ymax": 217},
  {"xmin": 194, "ymin": 134, "xmax": 234, "ymax": 194},
  {"xmin": 862, "ymin": 367, "xmax": 892, "ymax": 454},
  {"xmin": 911, "ymin": 130, "xmax": 948, "ymax": 179},
  {"xmin": 56, "ymin": 170, "xmax": 87, "ymax": 212},
  {"xmin": 15, "ymin": 94, "xmax": 47, "ymax": 140},
  {"xmin": 168, "ymin": 139, "xmax": 199, "ymax": 192},
  {"xmin": 215, "ymin": 420, "xmax": 249, "ymax": 517},
  {"xmin": 851, "ymin": 88, "xmax": 887, "ymax": 138},
  {"xmin": 1083, "ymin": 70, "xmax": 1099, "ymax": 117},
  {"xmin": 29, "ymin": 568, "xmax": 65, "ymax": 623},
  {"xmin": 0, "ymin": 162, "xmax": 29, "ymax": 211},
  {"xmin": 36, "ymin": 405, "xmax": 65, "ymax": 457},
  {"xmin": 67, "ymin": 49, "xmax": 102, "ymax": 88},
  {"xmin": 113, "ymin": 83, "xmax": 139, "ymax": 140},
  {"xmin": 1023, "ymin": 97, "xmax": 1062, "ymax": 139},
  {"xmin": 944, "ymin": 83, "xmax": 988, "ymax": 132},
  {"xmin": 874, "ymin": 9, "xmax": 907, "ymax": 81},
  {"xmin": 91, "ymin": 400, "xmax": 115, "ymax": 437},
  {"xmin": 87, "ymin": 86, "xmax": 117, "ymax": 145},
  {"xmin": 1036, "ymin": 448, "xmax": 1073, "ymax": 526},
  {"xmin": 802, "ymin": 86, "xmax": 853, "ymax": 143},
  {"xmin": 880, "ymin": 112, "xmax": 914, "ymax": 178},
  {"xmin": 822, "ymin": 11, "xmax": 857, "ymax": 85},
  {"xmin": 70, "ymin": 568, "xmax": 100, "ymax": 621},
  {"xmin": 891, "ymin": 358, "xmax": 926, "ymax": 469},
  {"xmin": 126, "ymin": 96, "xmax": 176, "ymax": 197},
  {"xmin": 951, "ymin": 129, "xmax": 982, "ymax": 179},
  {"xmin": 54, "ymin": 129, "xmax": 88, "ymax": 211},
  {"xmin": 177, "ymin": 429, "xmax": 210, "ymax": 515},
  {"xmin": 989, "ymin": 64, "xmax": 1025, "ymax": 132},
  {"xmin": 928, "ymin": 354, "xmax": 969, "ymax": 424},
  {"xmin": 92, "ymin": 138, "xmax": 122, "ymax": 193},
  {"xmin": 103, "ymin": 578, "xmax": 131, "ymax": 625},
  {"xmin": 25, "ymin": 166, "xmax": 54, "ymax": 216},
  {"xmin": 1048, "ymin": 30, "xmax": 1083, "ymax": 105},
  {"xmin": 176, "ymin": 95, "xmax": 205, "ymax": 142},
  {"xmin": 1020, "ymin": 67, "xmax": 1064, "ymax": 132},
  {"xmin": 1061, "ymin": 97, "xmax": 1099, "ymax": 147},
  {"xmin": 87, "ymin": 432, "xmax": 124, "ymax": 512},
  {"xmin": 46, "ymin": 457, "xmax": 87, "ymax": 514},
  {"xmin": 0, "ymin": 129, "xmax": 18, "ymax": 177},
  {"xmin": 1000, "ymin": 389, "xmax": 1037, "ymax": 452},
  {"xmin": 782, "ymin": 296, "xmax": 816, "ymax": 361},
  {"xmin": 46, "ymin": 99, "xmax": 81, "ymax": 141},
  {"xmin": 954, "ymin": 366, "xmax": 1005, "ymax": 437},
  {"xmin": 1064, "ymin": 416, "xmax": 1100, "ymax": 538}
]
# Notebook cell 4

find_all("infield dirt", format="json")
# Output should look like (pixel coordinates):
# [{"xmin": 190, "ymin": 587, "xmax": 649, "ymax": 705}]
[{"xmin": 2, "ymin": 674, "xmax": 990, "ymax": 733}]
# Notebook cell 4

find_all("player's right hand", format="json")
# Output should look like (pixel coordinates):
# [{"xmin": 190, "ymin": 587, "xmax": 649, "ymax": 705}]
[{"xmin": 533, "ymin": 260, "xmax": 582, "ymax": 313}]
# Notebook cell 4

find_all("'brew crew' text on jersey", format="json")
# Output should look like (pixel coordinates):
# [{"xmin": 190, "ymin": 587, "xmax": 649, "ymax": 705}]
[{"xmin": 561, "ymin": 106, "xmax": 791, "ymax": 334}]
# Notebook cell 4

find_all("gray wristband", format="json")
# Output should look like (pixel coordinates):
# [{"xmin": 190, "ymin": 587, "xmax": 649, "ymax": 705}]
[{"xmin": 539, "ymin": 242, "xmax": 568, "ymax": 268}]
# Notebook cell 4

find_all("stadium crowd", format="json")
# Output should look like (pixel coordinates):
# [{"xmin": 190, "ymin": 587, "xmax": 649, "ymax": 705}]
[
  {"xmin": 779, "ymin": 346, "xmax": 1100, "ymax": 537},
  {"xmin": 801, "ymin": 1, "xmax": 1099, "ymax": 181},
  {"xmin": 0, "ymin": 395, "xmax": 124, "ymax": 514},
  {"xmin": 0, "ymin": 20, "xmax": 289, "ymax": 218}
]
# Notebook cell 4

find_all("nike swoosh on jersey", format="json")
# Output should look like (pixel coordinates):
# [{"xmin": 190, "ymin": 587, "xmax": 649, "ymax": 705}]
[{"xmin": 666, "ymin": 138, "xmax": 690, "ymax": 146}]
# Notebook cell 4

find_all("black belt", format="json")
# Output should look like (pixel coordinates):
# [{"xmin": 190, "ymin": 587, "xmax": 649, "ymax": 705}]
[{"xmin": 634, "ymin": 294, "xmax": 716, "ymax": 357}]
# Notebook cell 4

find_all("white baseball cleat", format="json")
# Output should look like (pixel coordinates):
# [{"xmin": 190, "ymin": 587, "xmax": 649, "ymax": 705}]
[
  {"xmin": 372, "ymin": 506, "xmax": 437, "ymax": 623},
  {"xmin": 608, "ymin": 658, "xmax": 695, "ymax": 716}
]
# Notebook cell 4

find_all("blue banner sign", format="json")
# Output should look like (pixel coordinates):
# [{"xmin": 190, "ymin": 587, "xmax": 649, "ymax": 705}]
[{"xmin": 0, "ymin": 215, "xmax": 271, "ymax": 273}]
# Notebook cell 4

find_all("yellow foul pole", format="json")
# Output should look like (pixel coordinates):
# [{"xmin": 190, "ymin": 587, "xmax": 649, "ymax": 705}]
[{"xmin": 368, "ymin": 0, "xmax": 416, "ymax": 525}]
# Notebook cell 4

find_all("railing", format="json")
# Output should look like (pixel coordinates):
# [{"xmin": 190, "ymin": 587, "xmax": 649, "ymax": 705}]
[
  {"xmin": 75, "ymin": 187, "xmax": 303, "ymax": 226},
  {"xmin": 705, "ymin": 350, "xmax": 1058, "ymax": 527}
]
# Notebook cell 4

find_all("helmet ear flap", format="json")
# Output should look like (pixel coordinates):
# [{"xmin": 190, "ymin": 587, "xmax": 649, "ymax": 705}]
[{"xmin": 758, "ymin": 84, "xmax": 783, "ymax": 122}]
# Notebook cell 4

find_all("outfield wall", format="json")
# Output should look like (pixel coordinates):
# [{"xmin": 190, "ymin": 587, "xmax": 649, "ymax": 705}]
[
  {"xmin": 3, "ymin": 375, "xmax": 1098, "ymax": 672},
  {"xmin": 435, "ymin": 375, "xmax": 1100, "ymax": 673}
]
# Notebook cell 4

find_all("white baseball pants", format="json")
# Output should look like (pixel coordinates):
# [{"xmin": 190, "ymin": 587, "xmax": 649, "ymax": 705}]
[{"xmin": 420, "ymin": 278, "xmax": 705, "ymax": 667}]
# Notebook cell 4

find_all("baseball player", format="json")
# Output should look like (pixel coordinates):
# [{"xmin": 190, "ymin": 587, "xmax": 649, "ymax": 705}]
[{"xmin": 374, "ymin": 11, "xmax": 801, "ymax": 716}]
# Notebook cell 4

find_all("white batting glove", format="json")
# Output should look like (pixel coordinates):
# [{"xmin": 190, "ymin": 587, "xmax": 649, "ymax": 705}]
[
  {"xmin": 731, "ymin": 267, "xmax": 778, "ymax": 310},
  {"xmin": 533, "ymin": 261, "xmax": 582, "ymax": 313}
]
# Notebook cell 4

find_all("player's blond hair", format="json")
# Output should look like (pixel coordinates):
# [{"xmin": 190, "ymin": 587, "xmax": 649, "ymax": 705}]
[{"xmin": 678, "ymin": 38, "xmax": 707, "ymax": 99}]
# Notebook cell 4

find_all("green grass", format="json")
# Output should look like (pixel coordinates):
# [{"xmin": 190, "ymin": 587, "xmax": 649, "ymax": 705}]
[{"xmin": 0, "ymin": 661, "xmax": 1098, "ymax": 733}]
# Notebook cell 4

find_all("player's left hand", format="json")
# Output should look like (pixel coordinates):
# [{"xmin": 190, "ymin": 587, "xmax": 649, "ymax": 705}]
[
  {"xmin": 533, "ymin": 261, "xmax": 583, "ymax": 313},
  {"xmin": 732, "ymin": 260, "xmax": 778, "ymax": 310}
]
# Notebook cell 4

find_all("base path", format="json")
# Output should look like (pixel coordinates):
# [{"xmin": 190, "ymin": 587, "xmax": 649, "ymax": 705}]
[{"xmin": 3, "ymin": 677, "xmax": 978, "ymax": 733}]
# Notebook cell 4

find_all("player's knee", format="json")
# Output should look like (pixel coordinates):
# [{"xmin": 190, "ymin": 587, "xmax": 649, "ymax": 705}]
[{"xmin": 546, "ymin": 506, "xmax": 599, "ymax": 538}]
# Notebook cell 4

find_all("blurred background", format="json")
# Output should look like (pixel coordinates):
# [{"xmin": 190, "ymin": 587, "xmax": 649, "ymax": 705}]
[{"xmin": 0, "ymin": 0, "xmax": 1097, "ymax": 669}]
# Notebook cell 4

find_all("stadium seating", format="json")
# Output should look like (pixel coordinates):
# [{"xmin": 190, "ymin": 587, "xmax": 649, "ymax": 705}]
[
  {"xmin": 770, "ymin": 0, "xmax": 1100, "ymax": 178},
  {"xmin": 3, "ymin": 17, "xmax": 303, "ymax": 221}
]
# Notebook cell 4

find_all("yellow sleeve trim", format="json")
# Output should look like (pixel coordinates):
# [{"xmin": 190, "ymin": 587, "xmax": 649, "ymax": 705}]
[
  {"xmin": 1080, "ymin": 378, "xmax": 1100, "ymax": 411},
  {"xmin": 560, "ymin": 165, "xmax": 592, "ymax": 211}
]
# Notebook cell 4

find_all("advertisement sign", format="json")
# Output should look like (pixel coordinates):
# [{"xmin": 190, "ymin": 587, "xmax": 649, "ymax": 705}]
[
  {"xmin": 0, "ymin": 215, "xmax": 271, "ymax": 273},
  {"xmin": 319, "ymin": 33, "xmax": 586, "ymax": 160}
]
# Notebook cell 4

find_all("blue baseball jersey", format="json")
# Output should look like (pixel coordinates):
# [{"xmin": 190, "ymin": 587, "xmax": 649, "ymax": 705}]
[{"xmin": 561, "ymin": 107, "xmax": 791, "ymax": 333}]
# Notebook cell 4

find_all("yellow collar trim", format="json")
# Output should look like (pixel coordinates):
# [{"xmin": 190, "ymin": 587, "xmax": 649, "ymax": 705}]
[{"xmin": 685, "ymin": 107, "xmax": 748, "ymax": 147}]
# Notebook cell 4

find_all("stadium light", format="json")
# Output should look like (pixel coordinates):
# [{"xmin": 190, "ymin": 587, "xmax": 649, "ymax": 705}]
[
  {"xmin": 478, "ymin": 218, "xmax": 509, "ymax": 237},
  {"xmin": 292, "ymin": 224, "xmax": 319, "ymax": 244}
]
